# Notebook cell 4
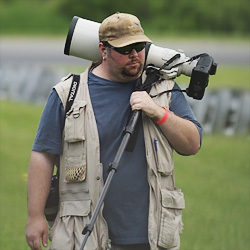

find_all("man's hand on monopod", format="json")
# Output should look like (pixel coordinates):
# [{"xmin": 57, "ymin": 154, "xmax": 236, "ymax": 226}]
[{"xmin": 130, "ymin": 91, "xmax": 164, "ymax": 120}]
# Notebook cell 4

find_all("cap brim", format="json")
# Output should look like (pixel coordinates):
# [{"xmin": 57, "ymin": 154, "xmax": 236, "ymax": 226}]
[{"xmin": 108, "ymin": 35, "xmax": 152, "ymax": 47}]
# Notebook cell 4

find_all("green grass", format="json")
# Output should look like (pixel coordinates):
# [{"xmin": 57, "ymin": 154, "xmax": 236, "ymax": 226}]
[
  {"xmin": 174, "ymin": 135, "xmax": 250, "ymax": 250},
  {"xmin": 0, "ymin": 101, "xmax": 44, "ymax": 249},
  {"xmin": 0, "ymin": 101, "xmax": 249, "ymax": 250}
]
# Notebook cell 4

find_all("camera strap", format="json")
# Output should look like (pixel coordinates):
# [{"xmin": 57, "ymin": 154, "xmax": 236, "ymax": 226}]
[{"xmin": 65, "ymin": 74, "xmax": 81, "ymax": 114}]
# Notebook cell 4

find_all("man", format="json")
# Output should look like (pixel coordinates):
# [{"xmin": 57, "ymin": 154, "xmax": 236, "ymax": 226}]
[{"xmin": 25, "ymin": 13, "xmax": 202, "ymax": 250}]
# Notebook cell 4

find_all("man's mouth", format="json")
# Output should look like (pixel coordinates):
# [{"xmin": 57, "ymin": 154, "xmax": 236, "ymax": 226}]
[{"xmin": 128, "ymin": 60, "xmax": 140, "ymax": 67}]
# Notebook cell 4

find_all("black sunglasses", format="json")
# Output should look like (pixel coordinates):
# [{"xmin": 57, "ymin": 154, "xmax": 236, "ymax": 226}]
[{"xmin": 104, "ymin": 42, "xmax": 146, "ymax": 55}]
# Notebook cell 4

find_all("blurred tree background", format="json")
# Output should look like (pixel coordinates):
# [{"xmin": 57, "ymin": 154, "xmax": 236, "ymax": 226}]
[
  {"xmin": 0, "ymin": 0, "xmax": 249, "ymax": 36},
  {"xmin": 56, "ymin": 0, "xmax": 249, "ymax": 34}
]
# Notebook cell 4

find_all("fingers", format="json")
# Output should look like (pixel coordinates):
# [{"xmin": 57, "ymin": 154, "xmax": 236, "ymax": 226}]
[
  {"xmin": 130, "ymin": 91, "xmax": 165, "ymax": 120},
  {"xmin": 130, "ymin": 91, "xmax": 160, "ymax": 119},
  {"xmin": 42, "ymin": 230, "xmax": 48, "ymax": 248},
  {"xmin": 26, "ymin": 235, "xmax": 43, "ymax": 250},
  {"xmin": 26, "ymin": 237, "xmax": 41, "ymax": 250},
  {"xmin": 26, "ymin": 217, "xmax": 48, "ymax": 250},
  {"xmin": 130, "ymin": 91, "xmax": 149, "ymax": 110}
]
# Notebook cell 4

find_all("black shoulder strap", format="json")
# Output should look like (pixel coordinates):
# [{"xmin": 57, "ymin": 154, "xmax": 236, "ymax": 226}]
[{"xmin": 65, "ymin": 74, "xmax": 80, "ymax": 114}]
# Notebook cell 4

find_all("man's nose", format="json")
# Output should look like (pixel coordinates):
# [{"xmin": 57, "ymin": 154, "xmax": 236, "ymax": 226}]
[{"xmin": 129, "ymin": 49, "xmax": 138, "ymax": 57}]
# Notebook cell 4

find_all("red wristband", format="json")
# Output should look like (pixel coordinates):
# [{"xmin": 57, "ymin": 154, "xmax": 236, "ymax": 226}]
[{"xmin": 155, "ymin": 107, "xmax": 169, "ymax": 124}]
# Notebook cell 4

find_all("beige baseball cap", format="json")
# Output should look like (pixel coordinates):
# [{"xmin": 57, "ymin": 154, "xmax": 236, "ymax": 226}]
[{"xmin": 99, "ymin": 13, "xmax": 152, "ymax": 48}]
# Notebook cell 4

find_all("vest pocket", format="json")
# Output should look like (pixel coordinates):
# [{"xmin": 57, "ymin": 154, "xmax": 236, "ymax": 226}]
[
  {"xmin": 64, "ymin": 100, "xmax": 87, "ymax": 183},
  {"xmin": 153, "ymin": 137, "xmax": 174, "ymax": 175},
  {"xmin": 49, "ymin": 200, "xmax": 94, "ymax": 247},
  {"xmin": 158, "ymin": 188, "xmax": 185, "ymax": 249},
  {"xmin": 65, "ymin": 100, "xmax": 87, "ymax": 142},
  {"xmin": 64, "ymin": 141, "xmax": 87, "ymax": 183}
]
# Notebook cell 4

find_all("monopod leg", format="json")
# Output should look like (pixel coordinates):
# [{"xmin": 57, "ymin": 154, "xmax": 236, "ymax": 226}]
[
  {"xmin": 79, "ymin": 111, "xmax": 141, "ymax": 250},
  {"xmin": 80, "ymin": 169, "xmax": 116, "ymax": 250}
]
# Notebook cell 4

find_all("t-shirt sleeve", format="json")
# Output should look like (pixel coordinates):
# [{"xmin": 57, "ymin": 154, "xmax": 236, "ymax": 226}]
[
  {"xmin": 32, "ymin": 90, "xmax": 65, "ymax": 155},
  {"xmin": 170, "ymin": 83, "xmax": 203, "ymax": 142}
]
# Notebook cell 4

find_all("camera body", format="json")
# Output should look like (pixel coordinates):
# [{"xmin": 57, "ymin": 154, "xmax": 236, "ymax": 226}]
[
  {"xmin": 64, "ymin": 16, "xmax": 217, "ymax": 100},
  {"xmin": 187, "ymin": 54, "xmax": 217, "ymax": 99}
]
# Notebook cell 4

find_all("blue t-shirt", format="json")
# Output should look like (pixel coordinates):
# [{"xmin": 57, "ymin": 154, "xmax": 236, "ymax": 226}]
[
  {"xmin": 33, "ymin": 71, "xmax": 203, "ymax": 245},
  {"xmin": 88, "ymin": 73, "xmax": 149, "ymax": 244}
]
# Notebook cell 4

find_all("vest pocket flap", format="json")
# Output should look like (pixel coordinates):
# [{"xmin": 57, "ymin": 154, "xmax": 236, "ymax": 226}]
[
  {"xmin": 161, "ymin": 189, "xmax": 185, "ymax": 209},
  {"xmin": 65, "ymin": 100, "xmax": 87, "ymax": 142},
  {"xmin": 59, "ymin": 200, "xmax": 91, "ymax": 217},
  {"xmin": 66, "ymin": 100, "xmax": 87, "ymax": 117}
]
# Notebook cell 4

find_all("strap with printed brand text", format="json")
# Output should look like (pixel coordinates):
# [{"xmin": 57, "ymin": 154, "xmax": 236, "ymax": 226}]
[{"xmin": 65, "ymin": 74, "xmax": 80, "ymax": 114}]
